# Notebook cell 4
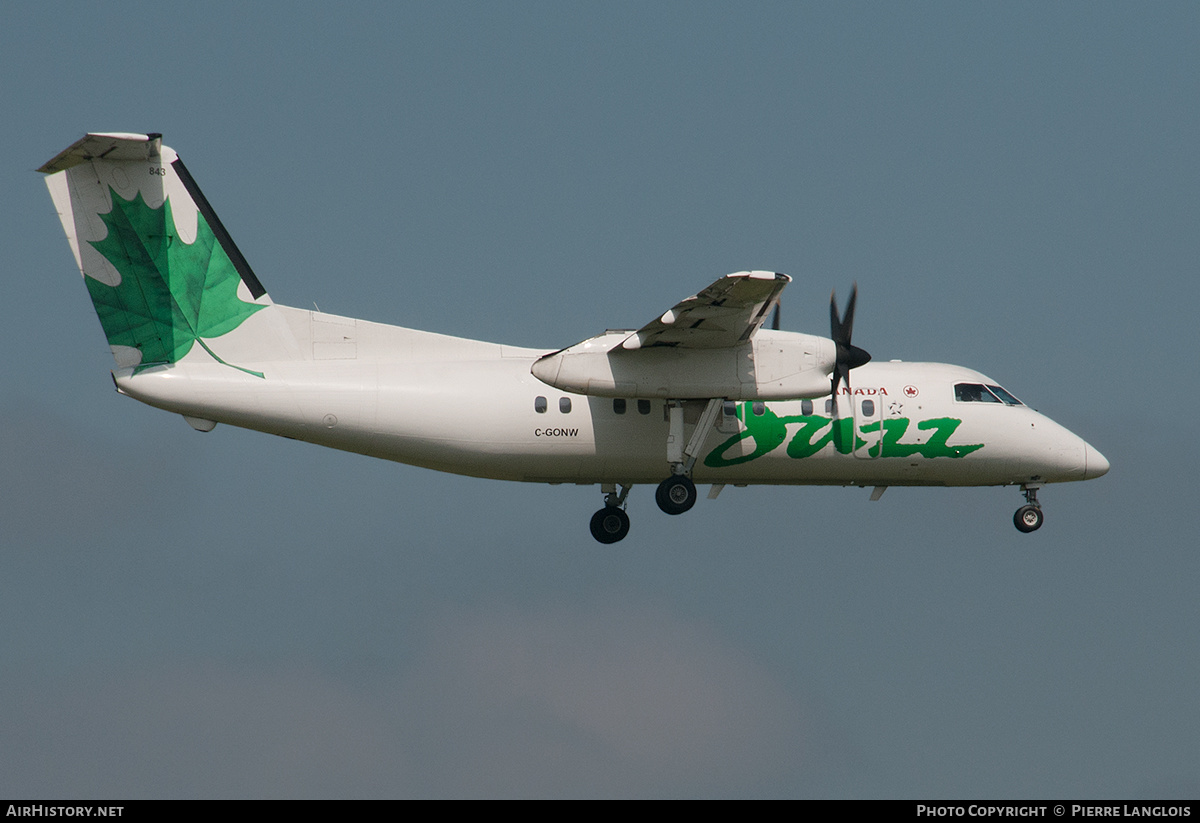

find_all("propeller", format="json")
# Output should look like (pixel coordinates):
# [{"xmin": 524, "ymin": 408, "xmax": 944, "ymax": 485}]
[
  {"xmin": 829, "ymin": 283, "xmax": 871, "ymax": 405},
  {"xmin": 770, "ymin": 301, "xmax": 781, "ymax": 331}
]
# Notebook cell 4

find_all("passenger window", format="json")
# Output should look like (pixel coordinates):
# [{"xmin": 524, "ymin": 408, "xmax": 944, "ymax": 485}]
[
  {"xmin": 535, "ymin": 396, "xmax": 547, "ymax": 413},
  {"xmin": 723, "ymin": 400, "xmax": 737, "ymax": 418},
  {"xmin": 801, "ymin": 400, "xmax": 813, "ymax": 416},
  {"xmin": 559, "ymin": 397, "xmax": 572, "ymax": 413},
  {"xmin": 752, "ymin": 401, "xmax": 765, "ymax": 417},
  {"xmin": 637, "ymin": 399, "xmax": 651, "ymax": 415},
  {"xmin": 613, "ymin": 399, "xmax": 626, "ymax": 414},
  {"xmin": 825, "ymin": 399, "xmax": 834, "ymax": 414},
  {"xmin": 862, "ymin": 399, "xmax": 875, "ymax": 416}
]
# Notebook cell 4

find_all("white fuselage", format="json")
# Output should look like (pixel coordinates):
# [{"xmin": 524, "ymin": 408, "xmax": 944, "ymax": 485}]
[
  {"xmin": 37, "ymin": 132, "xmax": 1108, "ymax": 541},
  {"xmin": 113, "ymin": 306, "xmax": 1106, "ymax": 490}
]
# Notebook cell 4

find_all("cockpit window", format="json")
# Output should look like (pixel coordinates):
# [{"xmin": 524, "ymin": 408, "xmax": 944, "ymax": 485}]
[
  {"xmin": 955, "ymin": 383, "xmax": 1002, "ymax": 403},
  {"xmin": 954, "ymin": 383, "xmax": 1024, "ymax": 405},
  {"xmin": 987, "ymin": 385, "xmax": 1024, "ymax": 406}
]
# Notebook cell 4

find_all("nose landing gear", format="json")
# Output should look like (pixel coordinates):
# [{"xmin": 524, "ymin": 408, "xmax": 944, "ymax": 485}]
[{"xmin": 1014, "ymin": 484, "xmax": 1044, "ymax": 533}]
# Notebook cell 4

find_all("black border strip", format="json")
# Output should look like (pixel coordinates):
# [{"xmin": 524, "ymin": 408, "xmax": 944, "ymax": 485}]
[{"xmin": 170, "ymin": 157, "xmax": 267, "ymax": 299}]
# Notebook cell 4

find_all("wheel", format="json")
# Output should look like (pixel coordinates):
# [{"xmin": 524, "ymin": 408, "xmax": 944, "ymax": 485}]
[
  {"xmin": 655, "ymin": 475, "xmax": 697, "ymax": 515},
  {"xmin": 590, "ymin": 506, "xmax": 630, "ymax": 543},
  {"xmin": 1014, "ymin": 504, "xmax": 1044, "ymax": 533}
]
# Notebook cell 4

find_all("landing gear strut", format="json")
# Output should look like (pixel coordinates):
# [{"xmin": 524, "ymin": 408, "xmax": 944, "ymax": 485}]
[
  {"xmin": 654, "ymin": 398, "xmax": 723, "ymax": 516},
  {"xmin": 1013, "ymin": 484, "xmax": 1044, "ymax": 533},
  {"xmin": 590, "ymin": 483, "xmax": 632, "ymax": 544}
]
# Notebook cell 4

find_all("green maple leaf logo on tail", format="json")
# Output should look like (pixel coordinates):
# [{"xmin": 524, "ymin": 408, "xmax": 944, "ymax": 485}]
[{"xmin": 86, "ymin": 187, "xmax": 265, "ymax": 376}]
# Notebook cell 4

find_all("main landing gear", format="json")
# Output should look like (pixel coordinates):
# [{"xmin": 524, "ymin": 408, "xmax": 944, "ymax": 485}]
[
  {"xmin": 1013, "ymin": 483, "xmax": 1044, "ymax": 533},
  {"xmin": 588, "ymin": 398, "xmax": 724, "ymax": 543},
  {"xmin": 588, "ymin": 474, "xmax": 703, "ymax": 544},
  {"xmin": 590, "ymin": 506, "xmax": 630, "ymax": 544},
  {"xmin": 656, "ymin": 475, "xmax": 697, "ymax": 515},
  {"xmin": 652, "ymin": 398, "xmax": 719, "ymax": 518},
  {"xmin": 590, "ymin": 483, "xmax": 632, "ymax": 544},
  {"xmin": 589, "ymin": 475, "xmax": 701, "ymax": 544}
]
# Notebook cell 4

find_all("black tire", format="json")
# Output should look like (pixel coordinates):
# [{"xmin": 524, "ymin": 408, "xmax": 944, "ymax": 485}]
[
  {"xmin": 655, "ymin": 475, "xmax": 697, "ymax": 515},
  {"xmin": 590, "ymin": 506, "xmax": 630, "ymax": 543},
  {"xmin": 1014, "ymin": 504, "xmax": 1044, "ymax": 533}
]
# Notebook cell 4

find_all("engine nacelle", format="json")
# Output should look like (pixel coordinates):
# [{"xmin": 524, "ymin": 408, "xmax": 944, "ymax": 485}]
[{"xmin": 531, "ymin": 329, "xmax": 835, "ymax": 400}]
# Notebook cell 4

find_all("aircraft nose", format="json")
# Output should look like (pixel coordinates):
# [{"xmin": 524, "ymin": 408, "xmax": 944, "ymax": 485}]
[{"xmin": 1084, "ymin": 444, "xmax": 1110, "ymax": 480}]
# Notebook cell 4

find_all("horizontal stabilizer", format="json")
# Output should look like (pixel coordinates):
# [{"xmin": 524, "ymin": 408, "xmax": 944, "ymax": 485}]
[{"xmin": 38, "ymin": 133, "xmax": 165, "ymax": 174}]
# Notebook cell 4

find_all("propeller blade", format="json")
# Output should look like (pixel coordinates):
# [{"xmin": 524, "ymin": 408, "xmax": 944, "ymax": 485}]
[
  {"xmin": 829, "ymin": 284, "xmax": 858, "ymax": 344},
  {"xmin": 828, "ymin": 283, "xmax": 871, "ymax": 404},
  {"xmin": 841, "ymin": 284, "xmax": 857, "ymax": 343},
  {"xmin": 771, "ymin": 302, "xmax": 780, "ymax": 331}
]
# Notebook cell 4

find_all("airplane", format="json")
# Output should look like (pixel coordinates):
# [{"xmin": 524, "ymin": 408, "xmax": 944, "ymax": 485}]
[{"xmin": 39, "ymin": 133, "xmax": 1109, "ymax": 544}]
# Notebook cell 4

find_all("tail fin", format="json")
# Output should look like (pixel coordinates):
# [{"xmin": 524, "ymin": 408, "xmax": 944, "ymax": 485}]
[{"xmin": 40, "ymin": 133, "xmax": 298, "ymax": 373}]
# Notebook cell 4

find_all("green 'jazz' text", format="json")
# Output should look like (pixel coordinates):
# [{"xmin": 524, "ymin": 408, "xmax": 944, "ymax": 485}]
[{"xmin": 704, "ymin": 402, "xmax": 984, "ymax": 468}]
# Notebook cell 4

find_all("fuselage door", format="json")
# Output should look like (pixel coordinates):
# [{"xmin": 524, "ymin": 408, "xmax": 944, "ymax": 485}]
[{"xmin": 854, "ymin": 394, "xmax": 881, "ymax": 459}]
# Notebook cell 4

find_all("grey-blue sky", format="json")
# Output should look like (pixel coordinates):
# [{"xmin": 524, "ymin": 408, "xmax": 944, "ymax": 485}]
[{"xmin": 1, "ymin": 1, "xmax": 1196, "ymax": 798}]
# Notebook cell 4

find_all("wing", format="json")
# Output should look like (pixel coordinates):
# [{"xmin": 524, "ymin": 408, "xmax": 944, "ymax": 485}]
[{"xmin": 616, "ymin": 271, "xmax": 790, "ymax": 351}]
